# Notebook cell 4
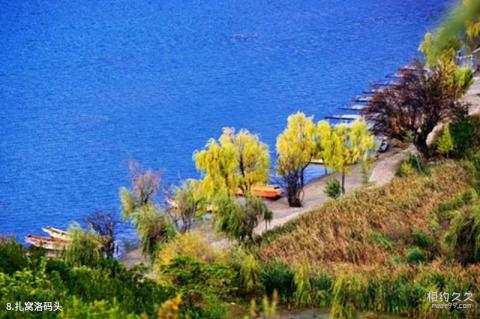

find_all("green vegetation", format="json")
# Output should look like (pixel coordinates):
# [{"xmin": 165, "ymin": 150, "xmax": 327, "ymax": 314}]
[
  {"xmin": 396, "ymin": 154, "xmax": 429, "ymax": 177},
  {"xmin": 259, "ymin": 161, "xmax": 473, "ymax": 266},
  {"xmin": 120, "ymin": 162, "xmax": 177, "ymax": 261},
  {"xmin": 194, "ymin": 127, "xmax": 270, "ymax": 198},
  {"xmin": 325, "ymin": 178, "xmax": 342, "ymax": 199},
  {"xmin": 0, "ymin": 238, "xmax": 168, "ymax": 318},
  {"xmin": 255, "ymin": 159, "xmax": 480, "ymax": 318},
  {"xmin": 435, "ymin": 125, "xmax": 454, "ymax": 157},
  {"xmin": 62, "ymin": 224, "xmax": 103, "ymax": 268},
  {"xmin": 193, "ymin": 128, "xmax": 273, "ymax": 243},
  {"xmin": 421, "ymin": 0, "xmax": 480, "ymax": 62},
  {"xmin": 170, "ymin": 179, "xmax": 205, "ymax": 233},
  {"xmin": 212, "ymin": 195, "xmax": 272, "ymax": 243},
  {"xmin": 450, "ymin": 114, "xmax": 480, "ymax": 158},
  {"xmin": 3, "ymin": 2, "xmax": 480, "ymax": 319},
  {"xmin": 277, "ymin": 113, "xmax": 375, "ymax": 206},
  {"xmin": 276, "ymin": 112, "xmax": 321, "ymax": 207},
  {"xmin": 323, "ymin": 121, "xmax": 375, "ymax": 194}
]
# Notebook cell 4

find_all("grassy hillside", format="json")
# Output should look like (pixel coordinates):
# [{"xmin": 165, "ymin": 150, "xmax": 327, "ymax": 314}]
[
  {"xmin": 258, "ymin": 161, "xmax": 474, "ymax": 267},
  {"xmin": 254, "ymin": 159, "xmax": 480, "ymax": 318}
]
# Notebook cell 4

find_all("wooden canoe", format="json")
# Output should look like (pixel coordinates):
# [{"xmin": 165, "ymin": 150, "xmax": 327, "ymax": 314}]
[
  {"xmin": 236, "ymin": 185, "xmax": 282, "ymax": 199},
  {"xmin": 25, "ymin": 235, "xmax": 68, "ymax": 250},
  {"xmin": 165, "ymin": 196, "xmax": 214, "ymax": 211},
  {"xmin": 42, "ymin": 227, "xmax": 71, "ymax": 241}
]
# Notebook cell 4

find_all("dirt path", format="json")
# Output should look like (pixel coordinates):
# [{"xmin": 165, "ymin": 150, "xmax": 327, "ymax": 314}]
[{"xmin": 464, "ymin": 76, "xmax": 480, "ymax": 116}]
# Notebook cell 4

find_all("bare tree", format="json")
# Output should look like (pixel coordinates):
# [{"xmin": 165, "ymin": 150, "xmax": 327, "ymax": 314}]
[
  {"xmin": 127, "ymin": 161, "xmax": 162, "ymax": 207},
  {"xmin": 84, "ymin": 211, "xmax": 118, "ymax": 259}
]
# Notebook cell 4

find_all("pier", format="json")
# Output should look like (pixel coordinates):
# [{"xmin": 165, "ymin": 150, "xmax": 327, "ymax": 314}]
[
  {"xmin": 324, "ymin": 114, "xmax": 362, "ymax": 121},
  {"xmin": 340, "ymin": 104, "xmax": 366, "ymax": 111}
]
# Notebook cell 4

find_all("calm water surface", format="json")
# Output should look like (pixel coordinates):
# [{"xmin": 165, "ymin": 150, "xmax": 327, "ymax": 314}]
[{"xmin": 0, "ymin": 0, "xmax": 452, "ymax": 240}]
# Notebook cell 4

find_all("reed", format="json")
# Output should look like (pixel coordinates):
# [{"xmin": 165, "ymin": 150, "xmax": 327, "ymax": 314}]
[
  {"xmin": 254, "ymin": 159, "xmax": 480, "ymax": 318},
  {"xmin": 259, "ymin": 161, "xmax": 471, "ymax": 268}
]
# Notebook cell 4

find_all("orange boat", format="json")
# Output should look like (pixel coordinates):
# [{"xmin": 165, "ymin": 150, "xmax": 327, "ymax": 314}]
[{"xmin": 236, "ymin": 185, "xmax": 282, "ymax": 200}]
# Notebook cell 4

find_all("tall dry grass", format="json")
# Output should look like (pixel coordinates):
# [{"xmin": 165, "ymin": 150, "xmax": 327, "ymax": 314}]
[{"xmin": 258, "ymin": 161, "xmax": 474, "ymax": 267}]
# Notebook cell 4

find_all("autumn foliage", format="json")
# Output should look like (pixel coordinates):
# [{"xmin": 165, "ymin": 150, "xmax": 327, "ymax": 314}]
[{"xmin": 362, "ymin": 60, "xmax": 470, "ymax": 157}]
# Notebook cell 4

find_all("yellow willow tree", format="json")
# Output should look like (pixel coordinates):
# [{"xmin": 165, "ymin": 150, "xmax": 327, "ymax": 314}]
[
  {"xmin": 194, "ymin": 128, "xmax": 271, "ymax": 242},
  {"xmin": 324, "ymin": 120, "xmax": 375, "ymax": 194},
  {"xmin": 193, "ymin": 127, "xmax": 270, "ymax": 198},
  {"xmin": 119, "ymin": 162, "xmax": 176, "ymax": 261},
  {"xmin": 316, "ymin": 120, "xmax": 334, "ymax": 174},
  {"xmin": 276, "ymin": 112, "xmax": 319, "ymax": 207}
]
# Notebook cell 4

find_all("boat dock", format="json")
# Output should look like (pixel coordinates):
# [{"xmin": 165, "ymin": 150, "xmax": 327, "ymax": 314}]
[
  {"xmin": 353, "ymin": 96, "xmax": 373, "ymax": 103},
  {"xmin": 324, "ymin": 114, "xmax": 362, "ymax": 121},
  {"xmin": 370, "ymin": 80, "xmax": 398, "ymax": 88},
  {"xmin": 340, "ymin": 104, "xmax": 366, "ymax": 111}
]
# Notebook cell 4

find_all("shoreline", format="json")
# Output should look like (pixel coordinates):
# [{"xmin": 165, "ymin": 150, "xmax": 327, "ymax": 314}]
[{"xmin": 121, "ymin": 72, "xmax": 480, "ymax": 266}]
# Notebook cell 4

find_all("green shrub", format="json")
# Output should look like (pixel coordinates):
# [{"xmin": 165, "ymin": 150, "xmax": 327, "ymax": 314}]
[
  {"xmin": 389, "ymin": 255, "xmax": 404, "ymax": 265},
  {"xmin": 435, "ymin": 125, "xmax": 454, "ymax": 157},
  {"xmin": 412, "ymin": 230, "xmax": 437, "ymax": 257},
  {"xmin": 63, "ymin": 224, "xmax": 103, "ymax": 268},
  {"xmin": 444, "ymin": 205, "xmax": 480, "ymax": 265},
  {"xmin": 467, "ymin": 149, "xmax": 480, "ymax": 190},
  {"xmin": 58, "ymin": 297, "xmax": 139, "ymax": 319},
  {"xmin": 0, "ymin": 237, "xmax": 29, "ymax": 274},
  {"xmin": 259, "ymin": 262, "xmax": 295, "ymax": 302},
  {"xmin": 292, "ymin": 264, "xmax": 314, "ymax": 306},
  {"xmin": 325, "ymin": 179, "xmax": 342, "ymax": 199},
  {"xmin": 371, "ymin": 232, "xmax": 394, "ymax": 251},
  {"xmin": 396, "ymin": 161, "xmax": 416, "ymax": 177},
  {"xmin": 313, "ymin": 272, "xmax": 333, "ymax": 306},
  {"xmin": 412, "ymin": 231, "xmax": 430, "ymax": 249},
  {"xmin": 213, "ymin": 195, "xmax": 272, "ymax": 243},
  {"xmin": 450, "ymin": 115, "xmax": 480, "ymax": 158},
  {"xmin": 239, "ymin": 254, "xmax": 259, "ymax": 294},
  {"xmin": 406, "ymin": 247, "xmax": 427, "ymax": 265},
  {"xmin": 396, "ymin": 154, "xmax": 429, "ymax": 177},
  {"xmin": 434, "ymin": 189, "xmax": 477, "ymax": 224},
  {"xmin": 159, "ymin": 256, "xmax": 233, "ymax": 318},
  {"xmin": 330, "ymin": 273, "xmax": 366, "ymax": 319}
]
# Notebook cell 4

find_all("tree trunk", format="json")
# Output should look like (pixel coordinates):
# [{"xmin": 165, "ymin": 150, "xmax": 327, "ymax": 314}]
[
  {"xmin": 341, "ymin": 171, "xmax": 346, "ymax": 194},
  {"xmin": 288, "ymin": 192, "xmax": 302, "ymax": 207},
  {"xmin": 414, "ymin": 134, "xmax": 430, "ymax": 158}
]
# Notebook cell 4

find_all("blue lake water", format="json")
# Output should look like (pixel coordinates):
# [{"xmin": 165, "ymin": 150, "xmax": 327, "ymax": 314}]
[{"xmin": 0, "ymin": 0, "xmax": 452, "ymax": 241}]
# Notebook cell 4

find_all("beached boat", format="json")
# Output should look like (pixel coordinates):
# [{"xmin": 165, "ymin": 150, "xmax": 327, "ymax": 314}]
[
  {"xmin": 166, "ymin": 196, "xmax": 215, "ymax": 211},
  {"xmin": 236, "ymin": 185, "xmax": 282, "ymax": 200},
  {"xmin": 42, "ymin": 227, "xmax": 71, "ymax": 241},
  {"xmin": 25, "ymin": 234, "xmax": 68, "ymax": 250},
  {"xmin": 310, "ymin": 158, "xmax": 324, "ymax": 165}
]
